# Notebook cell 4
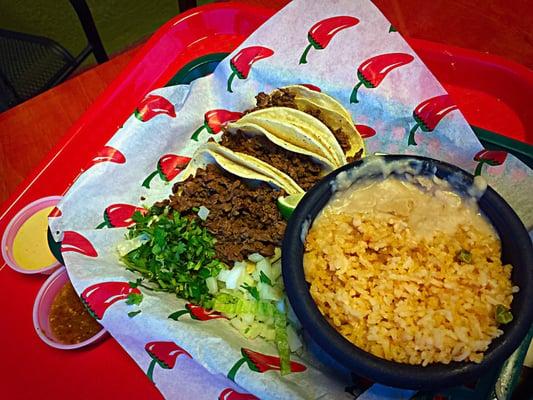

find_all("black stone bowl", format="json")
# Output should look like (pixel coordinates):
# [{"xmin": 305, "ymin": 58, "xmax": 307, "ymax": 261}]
[{"xmin": 282, "ymin": 155, "xmax": 533, "ymax": 390}]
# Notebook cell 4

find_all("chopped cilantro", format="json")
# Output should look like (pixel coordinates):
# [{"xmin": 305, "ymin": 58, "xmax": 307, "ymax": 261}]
[
  {"xmin": 132, "ymin": 210, "xmax": 147, "ymax": 223},
  {"xmin": 128, "ymin": 278, "xmax": 143, "ymax": 289},
  {"xmin": 128, "ymin": 310, "xmax": 142, "ymax": 318},
  {"xmin": 126, "ymin": 292, "xmax": 143, "ymax": 305},
  {"xmin": 121, "ymin": 208, "xmax": 224, "ymax": 307}
]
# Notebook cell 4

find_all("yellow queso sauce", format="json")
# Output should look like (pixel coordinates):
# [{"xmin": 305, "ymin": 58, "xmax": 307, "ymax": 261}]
[{"xmin": 12, "ymin": 206, "xmax": 57, "ymax": 270}]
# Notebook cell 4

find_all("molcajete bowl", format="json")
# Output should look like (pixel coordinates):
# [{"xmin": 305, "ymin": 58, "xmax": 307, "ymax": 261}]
[{"xmin": 282, "ymin": 155, "xmax": 533, "ymax": 389}]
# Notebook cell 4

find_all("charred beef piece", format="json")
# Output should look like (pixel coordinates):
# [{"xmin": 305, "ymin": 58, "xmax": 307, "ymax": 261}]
[
  {"xmin": 347, "ymin": 148, "xmax": 364, "ymax": 163},
  {"xmin": 250, "ymin": 89, "xmax": 298, "ymax": 111},
  {"xmin": 169, "ymin": 164, "xmax": 286, "ymax": 264},
  {"xmin": 331, "ymin": 127, "xmax": 351, "ymax": 154},
  {"xmin": 220, "ymin": 129, "xmax": 322, "ymax": 191},
  {"xmin": 245, "ymin": 89, "xmax": 351, "ymax": 153}
]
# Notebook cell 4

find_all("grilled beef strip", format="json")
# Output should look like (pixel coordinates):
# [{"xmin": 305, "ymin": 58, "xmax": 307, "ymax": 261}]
[
  {"xmin": 220, "ymin": 130, "xmax": 322, "ymax": 191},
  {"xmin": 244, "ymin": 89, "xmax": 353, "ymax": 155},
  {"xmin": 165, "ymin": 164, "xmax": 286, "ymax": 264}
]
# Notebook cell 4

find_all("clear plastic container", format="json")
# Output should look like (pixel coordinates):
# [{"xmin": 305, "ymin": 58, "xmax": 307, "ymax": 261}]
[
  {"xmin": 33, "ymin": 266, "xmax": 108, "ymax": 350},
  {"xmin": 1, "ymin": 196, "xmax": 62, "ymax": 274}
]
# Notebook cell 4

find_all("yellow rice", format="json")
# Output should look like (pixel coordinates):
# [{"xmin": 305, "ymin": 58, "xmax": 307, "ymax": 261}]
[{"xmin": 304, "ymin": 209, "xmax": 515, "ymax": 366}]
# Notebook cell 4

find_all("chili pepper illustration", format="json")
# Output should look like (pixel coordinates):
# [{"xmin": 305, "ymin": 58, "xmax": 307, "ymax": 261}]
[
  {"xmin": 226, "ymin": 46, "xmax": 274, "ymax": 93},
  {"xmin": 473, "ymin": 150, "xmax": 508, "ymax": 176},
  {"xmin": 81, "ymin": 281, "xmax": 141, "ymax": 319},
  {"xmin": 227, "ymin": 348, "xmax": 306, "ymax": 382},
  {"xmin": 145, "ymin": 341, "xmax": 192, "ymax": 382},
  {"xmin": 61, "ymin": 231, "xmax": 98, "ymax": 257},
  {"xmin": 49, "ymin": 206, "xmax": 62, "ymax": 217},
  {"xmin": 299, "ymin": 16, "xmax": 359, "ymax": 64},
  {"xmin": 190, "ymin": 109, "xmax": 243, "ymax": 141},
  {"xmin": 408, "ymin": 94, "xmax": 458, "ymax": 146},
  {"xmin": 168, "ymin": 303, "xmax": 227, "ymax": 321},
  {"xmin": 355, "ymin": 124, "xmax": 376, "ymax": 139},
  {"xmin": 88, "ymin": 146, "xmax": 126, "ymax": 168},
  {"xmin": 96, "ymin": 204, "xmax": 147, "ymax": 229},
  {"xmin": 134, "ymin": 94, "xmax": 176, "ymax": 122},
  {"xmin": 300, "ymin": 83, "xmax": 321, "ymax": 92},
  {"xmin": 350, "ymin": 53, "xmax": 414, "ymax": 104},
  {"xmin": 218, "ymin": 388, "xmax": 259, "ymax": 400},
  {"xmin": 142, "ymin": 154, "xmax": 191, "ymax": 188}
]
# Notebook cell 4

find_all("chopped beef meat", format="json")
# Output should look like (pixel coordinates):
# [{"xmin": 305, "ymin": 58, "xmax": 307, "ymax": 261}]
[
  {"xmin": 169, "ymin": 164, "xmax": 286, "ymax": 264},
  {"xmin": 246, "ymin": 89, "xmax": 352, "ymax": 153},
  {"xmin": 347, "ymin": 148, "xmax": 364, "ymax": 164},
  {"xmin": 331, "ymin": 127, "xmax": 351, "ymax": 154},
  {"xmin": 220, "ymin": 129, "xmax": 322, "ymax": 190},
  {"xmin": 249, "ymin": 89, "xmax": 298, "ymax": 112}
]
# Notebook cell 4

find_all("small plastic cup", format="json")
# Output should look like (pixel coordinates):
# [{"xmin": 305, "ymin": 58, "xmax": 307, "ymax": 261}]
[
  {"xmin": 2, "ymin": 196, "xmax": 62, "ymax": 274},
  {"xmin": 33, "ymin": 266, "xmax": 108, "ymax": 350}
]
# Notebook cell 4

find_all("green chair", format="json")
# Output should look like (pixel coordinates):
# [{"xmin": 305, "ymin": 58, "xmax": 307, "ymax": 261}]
[{"xmin": 0, "ymin": 0, "xmax": 108, "ymax": 112}]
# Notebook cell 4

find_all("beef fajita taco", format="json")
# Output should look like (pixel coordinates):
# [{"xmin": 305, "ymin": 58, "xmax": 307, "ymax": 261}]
[
  {"xmin": 278, "ymin": 85, "xmax": 366, "ymax": 160},
  {"xmin": 232, "ymin": 107, "xmax": 347, "ymax": 167},
  {"xmin": 178, "ymin": 142, "xmax": 303, "ymax": 195},
  {"xmin": 216, "ymin": 85, "xmax": 365, "ymax": 189},
  {"xmin": 246, "ymin": 85, "xmax": 365, "ymax": 160},
  {"xmin": 220, "ymin": 123, "xmax": 334, "ymax": 191}
]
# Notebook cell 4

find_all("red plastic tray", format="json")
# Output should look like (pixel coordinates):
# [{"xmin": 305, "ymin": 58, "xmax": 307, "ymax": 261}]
[{"xmin": 1, "ymin": 2, "xmax": 531, "ymax": 398}]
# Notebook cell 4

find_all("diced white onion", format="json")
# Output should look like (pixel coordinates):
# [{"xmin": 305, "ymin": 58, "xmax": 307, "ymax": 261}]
[
  {"xmin": 248, "ymin": 253, "xmax": 264, "ymax": 263},
  {"xmin": 224, "ymin": 263, "xmax": 246, "ymax": 289},
  {"xmin": 197, "ymin": 206, "xmax": 210, "ymax": 220},
  {"xmin": 258, "ymin": 283, "xmax": 281, "ymax": 301},
  {"xmin": 206, "ymin": 277, "xmax": 218, "ymax": 294}
]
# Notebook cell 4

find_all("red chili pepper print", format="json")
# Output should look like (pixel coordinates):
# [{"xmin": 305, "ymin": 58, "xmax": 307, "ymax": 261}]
[
  {"xmin": 190, "ymin": 109, "xmax": 243, "ymax": 141},
  {"xmin": 473, "ymin": 150, "xmax": 508, "ymax": 176},
  {"xmin": 48, "ymin": 206, "xmax": 62, "ymax": 217},
  {"xmin": 350, "ymin": 53, "xmax": 414, "ymax": 103},
  {"xmin": 61, "ymin": 231, "xmax": 98, "ymax": 257},
  {"xmin": 408, "ymin": 94, "xmax": 458, "ymax": 146},
  {"xmin": 226, "ymin": 46, "xmax": 274, "ymax": 93},
  {"xmin": 96, "ymin": 204, "xmax": 147, "ymax": 229},
  {"xmin": 142, "ymin": 154, "xmax": 191, "ymax": 188},
  {"xmin": 145, "ymin": 341, "xmax": 192, "ymax": 382},
  {"xmin": 218, "ymin": 388, "xmax": 259, "ymax": 400},
  {"xmin": 355, "ymin": 124, "xmax": 376, "ymax": 139},
  {"xmin": 227, "ymin": 348, "xmax": 306, "ymax": 381},
  {"xmin": 134, "ymin": 94, "xmax": 176, "ymax": 122},
  {"xmin": 86, "ymin": 146, "xmax": 126, "ymax": 170},
  {"xmin": 168, "ymin": 303, "xmax": 227, "ymax": 321},
  {"xmin": 299, "ymin": 16, "xmax": 359, "ymax": 64},
  {"xmin": 300, "ymin": 83, "xmax": 321, "ymax": 92},
  {"xmin": 81, "ymin": 282, "xmax": 141, "ymax": 319}
]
